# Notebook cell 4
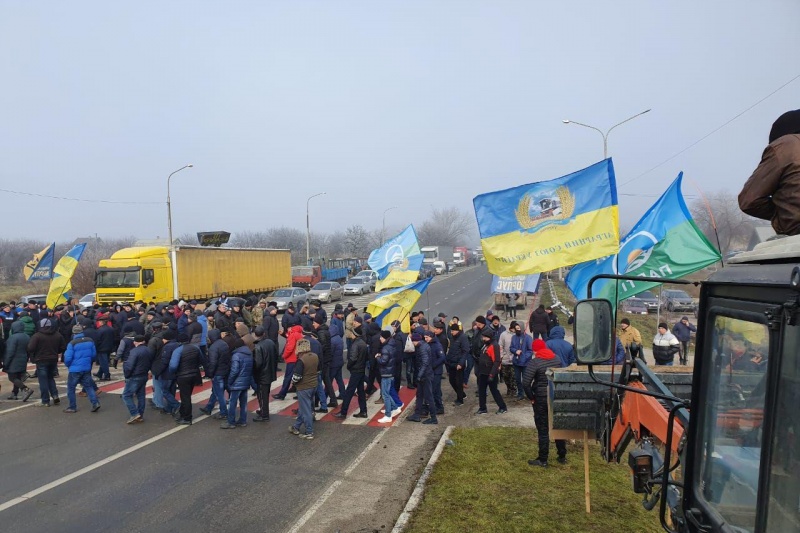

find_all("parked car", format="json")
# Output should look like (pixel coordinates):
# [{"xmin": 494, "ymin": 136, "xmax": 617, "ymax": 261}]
[
  {"xmin": 343, "ymin": 277, "xmax": 371, "ymax": 295},
  {"xmin": 433, "ymin": 260, "xmax": 446, "ymax": 275},
  {"xmin": 20, "ymin": 294, "xmax": 47, "ymax": 305},
  {"xmin": 202, "ymin": 296, "xmax": 248, "ymax": 314},
  {"xmin": 354, "ymin": 270, "xmax": 378, "ymax": 290},
  {"xmin": 78, "ymin": 293, "xmax": 96, "ymax": 309},
  {"xmin": 269, "ymin": 288, "xmax": 308, "ymax": 312},
  {"xmin": 446, "ymin": 262, "xmax": 456, "ymax": 273},
  {"xmin": 418, "ymin": 265, "xmax": 435, "ymax": 279},
  {"xmin": 637, "ymin": 291, "xmax": 660, "ymax": 314},
  {"xmin": 621, "ymin": 297, "xmax": 648, "ymax": 315},
  {"xmin": 660, "ymin": 289, "xmax": 695, "ymax": 313},
  {"xmin": 307, "ymin": 282, "xmax": 343, "ymax": 303}
]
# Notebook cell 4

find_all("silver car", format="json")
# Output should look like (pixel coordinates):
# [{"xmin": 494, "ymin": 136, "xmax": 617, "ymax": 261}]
[
  {"xmin": 307, "ymin": 282, "xmax": 343, "ymax": 303},
  {"xmin": 270, "ymin": 287, "xmax": 308, "ymax": 311},
  {"xmin": 343, "ymin": 277, "xmax": 371, "ymax": 295},
  {"xmin": 354, "ymin": 270, "xmax": 378, "ymax": 290}
]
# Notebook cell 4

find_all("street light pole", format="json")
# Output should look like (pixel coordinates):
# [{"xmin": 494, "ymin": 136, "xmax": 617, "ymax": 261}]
[
  {"xmin": 562, "ymin": 109, "xmax": 651, "ymax": 158},
  {"xmin": 381, "ymin": 206, "xmax": 398, "ymax": 244},
  {"xmin": 306, "ymin": 192, "xmax": 326, "ymax": 265},
  {"xmin": 166, "ymin": 164, "xmax": 193, "ymax": 300}
]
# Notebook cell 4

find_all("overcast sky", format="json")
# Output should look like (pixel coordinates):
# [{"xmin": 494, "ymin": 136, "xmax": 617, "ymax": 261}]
[{"xmin": 2, "ymin": 1, "xmax": 798, "ymax": 242}]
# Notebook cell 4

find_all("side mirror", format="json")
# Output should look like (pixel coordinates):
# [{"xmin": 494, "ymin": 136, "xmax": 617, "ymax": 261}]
[{"xmin": 574, "ymin": 299, "xmax": 613, "ymax": 364}]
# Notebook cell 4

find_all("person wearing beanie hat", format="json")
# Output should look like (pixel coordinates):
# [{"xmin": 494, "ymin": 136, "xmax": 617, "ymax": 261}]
[
  {"xmin": 509, "ymin": 321, "xmax": 533, "ymax": 401},
  {"xmin": 653, "ymin": 322, "xmax": 680, "ymax": 366},
  {"xmin": 168, "ymin": 330, "xmax": 204, "ymax": 425},
  {"xmin": 334, "ymin": 321, "xmax": 369, "ymax": 420},
  {"xmin": 63, "ymin": 323, "xmax": 100, "ymax": 413},
  {"xmin": 27, "ymin": 316, "xmax": 66, "ymax": 407},
  {"xmin": 522, "ymin": 338, "xmax": 565, "ymax": 467},
  {"xmin": 474, "ymin": 326, "xmax": 507, "ymax": 416},
  {"xmin": 406, "ymin": 329, "xmax": 438, "ymax": 424},
  {"xmin": 618, "ymin": 318, "xmax": 644, "ymax": 363},
  {"xmin": 375, "ymin": 329, "xmax": 401, "ymax": 424},
  {"xmin": 445, "ymin": 319, "xmax": 471, "ymax": 405},
  {"xmin": 671, "ymin": 316, "xmax": 697, "ymax": 365},
  {"xmin": 263, "ymin": 305, "xmax": 280, "ymax": 346},
  {"xmin": 739, "ymin": 109, "xmax": 800, "ymax": 235},
  {"xmin": 289, "ymin": 338, "xmax": 319, "ymax": 438},
  {"xmin": 249, "ymin": 323, "xmax": 278, "ymax": 422},
  {"xmin": 122, "ymin": 334, "xmax": 152, "ymax": 423}
]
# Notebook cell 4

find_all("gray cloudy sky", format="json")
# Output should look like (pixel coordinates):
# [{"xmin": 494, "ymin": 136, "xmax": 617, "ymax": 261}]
[{"xmin": 2, "ymin": 1, "xmax": 798, "ymax": 242}]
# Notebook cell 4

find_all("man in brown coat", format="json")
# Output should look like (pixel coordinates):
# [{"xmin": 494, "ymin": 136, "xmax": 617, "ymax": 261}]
[
  {"xmin": 288, "ymin": 339, "xmax": 319, "ymax": 440},
  {"xmin": 739, "ymin": 109, "xmax": 800, "ymax": 235}
]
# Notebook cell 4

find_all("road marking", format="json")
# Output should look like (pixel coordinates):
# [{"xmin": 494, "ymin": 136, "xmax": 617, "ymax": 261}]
[
  {"xmin": 0, "ymin": 412, "xmax": 210, "ymax": 513},
  {"xmin": 434, "ymin": 302, "xmax": 440, "ymax": 306},
  {"xmin": 285, "ymin": 427, "xmax": 389, "ymax": 533},
  {"xmin": 0, "ymin": 403, "xmax": 36, "ymax": 416}
]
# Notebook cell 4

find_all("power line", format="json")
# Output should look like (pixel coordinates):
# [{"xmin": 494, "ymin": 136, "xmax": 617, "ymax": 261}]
[
  {"xmin": 0, "ymin": 186, "xmax": 161, "ymax": 205},
  {"xmin": 620, "ymin": 72, "xmax": 800, "ymax": 187}
]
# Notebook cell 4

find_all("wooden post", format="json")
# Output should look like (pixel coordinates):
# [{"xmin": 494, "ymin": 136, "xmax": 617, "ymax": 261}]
[{"xmin": 584, "ymin": 430, "xmax": 591, "ymax": 513}]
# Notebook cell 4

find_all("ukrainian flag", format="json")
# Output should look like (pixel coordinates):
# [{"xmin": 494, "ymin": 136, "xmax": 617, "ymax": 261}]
[
  {"xmin": 375, "ymin": 254, "xmax": 424, "ymax": 292},
  {"xmin": 473, "ymin": 159, "xmax": 620, "ymax": 276},
  {"xmin": 46, "ymin": 243, "xmax": 87, "ymax": 309},
  {"xmin": 367, "ymin": 278, "xmax": 431, "ymax": 333}
]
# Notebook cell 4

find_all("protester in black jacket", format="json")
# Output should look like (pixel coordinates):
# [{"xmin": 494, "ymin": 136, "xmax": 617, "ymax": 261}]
[
  {"xmin": 522, "ymin": 339, "xmax": 566, "ymax": 467},
  {"xmin": 262, "ymin": 306, "xmax": 280, "ymax": 344},
  {"xmin": 335, "ymin": 323, "xmax": 368, "ymax": 419},
  {"xmin": 446, "ymin": 324, "xmax": 470, "ymax": 404},
  {"xmin": 200, "ymin": 329, "xmax": 232, "ymax": 420},
  {"xmin": 122, "ymin": 336, "xmax": 153, "ymax": 423},
  {"xmin": 313, "ymin": 317, "xmax": 336, "ymax": 409},
  {"xmin": 528, "ymin": 305, "xmax": 550, "ymax": 340},
  {"xmin": 252, "ymin": 327, "xmax": 278, "ymax": 422}
]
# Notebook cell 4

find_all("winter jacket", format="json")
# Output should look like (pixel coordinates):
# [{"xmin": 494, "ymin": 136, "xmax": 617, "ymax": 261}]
[
  {"xmin": 19, "ymin": 315, "xmax": 35, "ymax": 337},
  {"xmin": 27, "ymin": 325, "xmax": 66, "ymax": 364},
  {"xmin": 344, "ymin": 312, "xmax": 357, "ymax": 340},
  {"xmin": 95, "ymin": 324, "xmax": 116, "ymax": 353},
  {"xmin": 304, "ymin": 333, "xmax": 322, "ymax": 359},
  {"xmin": 292, "ymin": 351, "xmax": 319, "ymax": 391},
  {"xmin": 124, "ymin": 345, "xmax": 153, "ymax": 378},
  {"xmin": 186, "ymin": 320, "xmax": 203, "ymax": 345},
  {"xmin": 477, "ymin": 341, "xmax": 502, "ymax": 377},
  {"xmin": 738, "ymin": 134, "xmax": 800, "ymax": 235},
  {"xmin": 618, "ymin": 325, "xmax": 642, "ymax": 349},
  {"xmin": 330, "ymin": 323, "xmax": 344, "ymax": 368},
  {"xmin": 377, "ymin": 342, "xmax": 396, "ymax": 377},
  {"xmin": 652, "ymin": 332, "xmax": 680, "ymax": 364},
  {"xmin": 206, "ymin": 331, "xmax": 232, "ymax": 379},
  {"xmin": 57, "ymin": 312, "xmax": 74, "ymax": 340},
  {"xmin": 414, "ymin": 340, "xmax": 433, "ymax": 380},
  {"xmin": 253, "ymin": 338, "xmax": 278, "ymax": 386},
  {"xmin": 169, "ymin": 343, "xmax": 202, "ymax": 382},
  {"xmin": 510, "ymin": 332, "xmax": 533, "ymax": 368},
  {"xmin": 197, "ymin": 315, "xmax": 209, "ymax": 347},
  {"xmin": 529, "ymin": 307, "xmax": 550, "ymax": 336},
  {"xmin": 347, "ymin": 337, "xmax": 368, "ymax": 374},
  {"xmin": 602, "ymin": 338, "xmax": 627, "ymax": 365},
  {"xmin": 298, "ymin": 313, "xmax": 313, "ymax": 332},
  {"xmin": 445, "ymin": 331, "xmax": 470, "ymax": 369},
  {"xmin": 4, "ymin": 321, "xmax": 30, "ymax": 373},
  {"xmin": 312, "ymin": 307, "xmax": 327, "ymax": 325},
  {"xmin": 122, "ymin": 318, "xmax": 145, "ymax": 337},
  {"xmin": 498, "ymin": 330, "xmax": 514, "ymax": 365},
  {"xmin": 330, "ymin": 316, "xmax": 344, "ymax": 339},
  {"xmin": 228, "ymin": 345, "xmax": 254, "ymax": 391},
  {"xmin": 64, "ymin": 333, "xmax": 96, "ymax": 373},
  {"xmin": 428, "ymin": 337, "xmax": 446, "ymax": 376},
  {"xmin": 522, "ymin": 344, "xmax": 560, "ymax": 399},
  {"xmin": 315, "ymin": 323, "xmax": 332, "ymax": 366},
  {"xmin": 672, "ymin": 321, "xmax": 697, "ymax": 343},
  {"xmin": 546, "ymin": 326, "xmax": 575, "ymax": 367},
  {"xmin": 281, "ymin": 311, "xmax": 301, "ymax": 331},
  {"xmin": 116, "ymin": 336, "xmax": 135, "ymax": 363},
  {"xmin": 177, "ymin": 314, "xmax": 189, "ymax": 335},
  {"xmin": 157, "ymin": 341, "xmax": 180, "ymax": 380},
  {"xmin": 263, "ymin": 314, "xmax": 280, "ymax": 343},
  {"xmin": 282, "ymin": 325, "xmax": 304, "ymax": 364}
]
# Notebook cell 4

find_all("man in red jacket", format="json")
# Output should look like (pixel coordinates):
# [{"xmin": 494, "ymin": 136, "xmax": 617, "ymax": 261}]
[{"xmin": 273, "ymin": 325, "xmax": 303, "ymax": 400}]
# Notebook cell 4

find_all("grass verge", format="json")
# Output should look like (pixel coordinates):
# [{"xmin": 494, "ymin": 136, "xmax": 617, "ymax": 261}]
[{"xmin": 406, "ymin": 427, "xmax": 661, "ymax": 533}]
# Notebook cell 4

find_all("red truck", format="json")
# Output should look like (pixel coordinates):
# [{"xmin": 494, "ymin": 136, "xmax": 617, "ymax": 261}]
[{"xmin": 453, "ymin": 246, "xmax": 472, "ymax": 267}]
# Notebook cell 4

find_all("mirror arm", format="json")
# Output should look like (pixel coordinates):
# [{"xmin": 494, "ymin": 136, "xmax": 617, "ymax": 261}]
[{"xmin": 587, "ymin": 274, "xmax": 698, "ymax": 298}]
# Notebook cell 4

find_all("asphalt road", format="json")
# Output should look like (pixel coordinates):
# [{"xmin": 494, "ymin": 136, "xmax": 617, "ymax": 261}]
[{"xmin": 0, "ymin": 264, "xmax": 494, "ymax": 532}]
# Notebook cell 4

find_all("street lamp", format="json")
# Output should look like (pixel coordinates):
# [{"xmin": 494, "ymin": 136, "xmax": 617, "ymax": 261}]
[
  {"xmin": 381, "ymin": 206, "xmax": 398, "ymax": 244},
  {"xmin": 166, "ymin": 164, "xmax": 193, "ymax": 300},
  {"xmin": 306, "ymin": 192, "xmax": 326, "ymax": 264},
  {"xmin": 562, "ymin": 109, "xmax": 651, "ymax": 158},
  {"xmin": 166, "ymin": 164, "xmax": 194, "ymax": 248}
]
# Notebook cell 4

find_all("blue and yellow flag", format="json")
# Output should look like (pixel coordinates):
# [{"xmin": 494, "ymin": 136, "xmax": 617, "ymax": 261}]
[
  {"xmin": 376, "ymin": 254, "xmax": 424, "ymax": 292},
  {"xmin": 367, "ymin": 278, "xmax": 431, "ymax": 333},
  {"xmin": 23, "ymin": 242, "xmax": 55, "ymax": 281},
  {"xmin": 368, "ymin": 225, "xmax": 424, "ymax": 291},
  {"xmin": 46, "ymin": 243, "xmax": 87, "ymax": 309},
  {"xmin": 566, "ymin": 173, "xmax": 720, "ymax": 302},
  {"xmin": 473, "ymin": 159, "xmax": 620, "ymax": 276}
]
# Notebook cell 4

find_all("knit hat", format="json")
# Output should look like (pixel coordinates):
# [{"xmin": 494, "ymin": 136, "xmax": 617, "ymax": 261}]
[
  {"xmin": 411, "ymin": 332, "xmax": 423, "ymax": 342},
  {"xmin": 480, "ymin": 327, "xmax": 494, "ymax": 338},
  {"xmin": 363, "ymin": 313, "xmax": 372, "ymax": 321},
  {"xmin": 353, "ymin": 315, "xmax": 363, "ymax": 325},
  {"xmin": 314, "ymin": 314, "xmax": 325, "ymax": 325},
  {"xmin": 162, "ymin": 330, "xmax": 176, "ymax": 341},
  {"xmin": 133, "ymin": 335, "xmax": 146, "ymax": 343},
  {"xmin": 423, "ymin": 330, "xmax": 435, "ymax": 339},
  {"xmin": 620, "ymin": 318, "xmax": 630, "ymax": 325},
  {"xmin": 658, "ymin": 322, "xmax": 668, "ymax": 330},
  {"xmin": 475, "ymin": 316, "xmax": 487, "ymax": 325},
  {"xmin": 39, "ymin": 318, "xmax": 52, "ymax": 329},
  {"xmin": 72, "ymin": 324, "xmax": 83, "ymax": 334},
  {"xmin": 296, "ymin": 338, "xmax": 311, "ymax": 353},
  {"xmin": 769, "ymin": 109, "xmax": 800, "ymax": 143},
  {"xmin": 177, "ymin": 332, "xmax": 190, "ymax": 343},
  {"xmin": 380, "ymin": 330, "xmax": 392, "ymax": 340}
]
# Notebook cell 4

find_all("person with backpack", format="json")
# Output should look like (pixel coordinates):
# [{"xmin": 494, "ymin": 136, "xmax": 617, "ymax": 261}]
[
  {"xmin": 122, "ymin": 335, "xmax": 153, "ymax": 424},
  {"xmin": 62, "ymin": 325, "xmax": 100, "ymax": 414}
]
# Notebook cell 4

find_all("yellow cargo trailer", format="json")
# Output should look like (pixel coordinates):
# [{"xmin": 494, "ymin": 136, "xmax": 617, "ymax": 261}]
[{"xmin": 95, "ymin": 246, "xmax": 291, "ymax": 304}]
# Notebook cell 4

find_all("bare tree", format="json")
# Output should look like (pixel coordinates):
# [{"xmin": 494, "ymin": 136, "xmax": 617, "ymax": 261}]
[
  {"xmin": 417, "ymin": 207, "xmax": 477, "ymax": 247},
  {"xmin": 690, "ymin": 191, "xmax": 756, "ymax": 255},
  {"xmin": 345, "ymin": 225, "xmax": 371, "ymax": 257}
]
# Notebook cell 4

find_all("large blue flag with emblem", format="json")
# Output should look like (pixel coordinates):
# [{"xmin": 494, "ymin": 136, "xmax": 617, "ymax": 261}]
[
  {"xmin": 473, "ymin": 159, "xmax": 620, "ymax": 276},
  {"xmin": 566, "ymin": 173, "xmax": 721, "ymax": 302},
  {"xmin": 368, "ymin": 225, "xmax": 424, "ymax": 291}
]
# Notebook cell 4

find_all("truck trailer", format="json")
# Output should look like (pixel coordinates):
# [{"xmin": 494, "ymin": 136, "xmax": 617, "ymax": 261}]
[
  {"xmin": 420, "ymin": 245, "xmax": 454, "ymax": 266},
  {"xmin": 95, "ymin": 246, "xmax": 291, "ymax": 304}
]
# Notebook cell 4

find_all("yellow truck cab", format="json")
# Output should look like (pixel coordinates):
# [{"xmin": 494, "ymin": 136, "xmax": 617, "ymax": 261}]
[{"xmin": 95, "ymin": 246, "xmax": 291, "ymax": 305}]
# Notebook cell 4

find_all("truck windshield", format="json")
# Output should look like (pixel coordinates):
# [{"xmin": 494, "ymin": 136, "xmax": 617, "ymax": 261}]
[
  {"xmin": 422, "ymin": 250, "xmax": 436, "ymax": 260},
  {"xmin": 96, "ymin": 270, "xmax": 140, "ymax": 288},
  {"xmin": 698, "ymin": 313, "xmax": 769, "ymax": 532},
  {"xmin": 292, "ymin": 267, "xmax": 314, "ymax": 276}
]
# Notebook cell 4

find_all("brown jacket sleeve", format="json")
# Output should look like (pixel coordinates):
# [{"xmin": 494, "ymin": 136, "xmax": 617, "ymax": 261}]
[{"xmin": 738, "ymin": 144, "xmax": 782, "ymax": 220}]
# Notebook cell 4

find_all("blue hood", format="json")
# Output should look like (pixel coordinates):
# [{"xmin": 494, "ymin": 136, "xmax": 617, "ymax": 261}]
[{"xmin": 548, "ymin": 326, "xmax": 566, "ymax": 340}]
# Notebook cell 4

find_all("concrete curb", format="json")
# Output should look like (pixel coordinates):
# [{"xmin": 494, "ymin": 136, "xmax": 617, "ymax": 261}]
[{"xmin": 391, "ymin": 425, "xmax": 455, "ymax": 532}]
